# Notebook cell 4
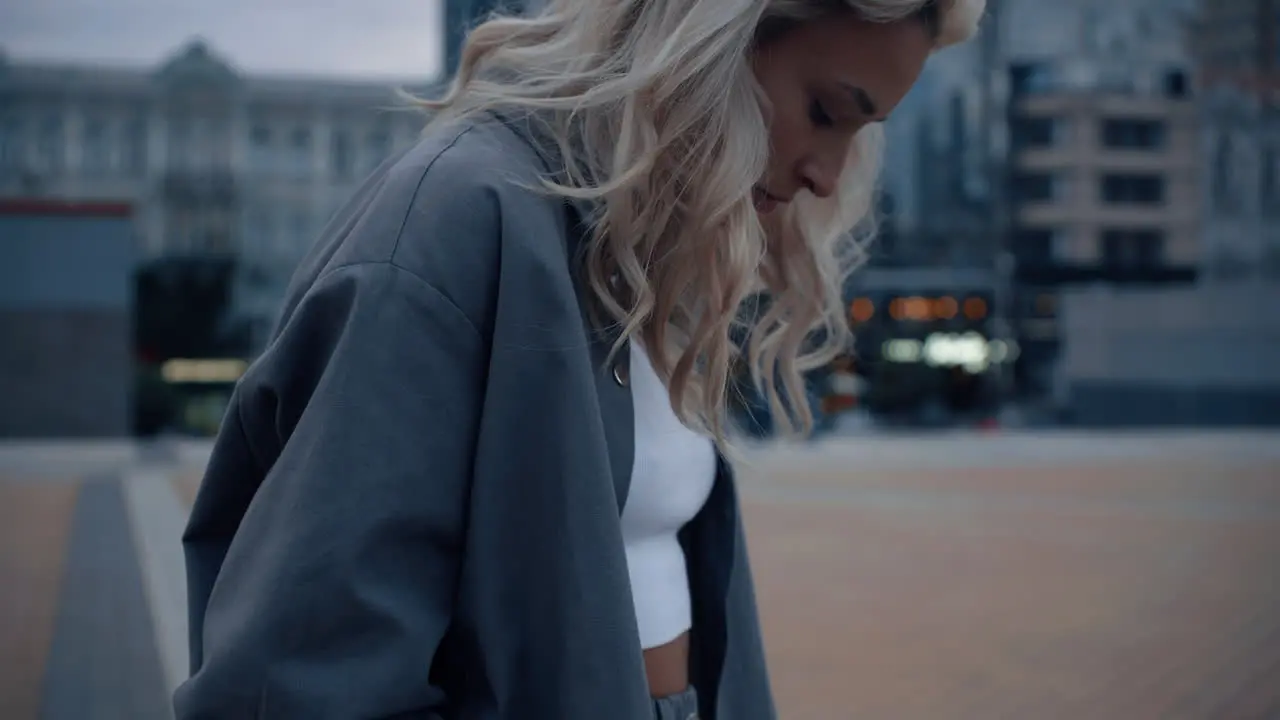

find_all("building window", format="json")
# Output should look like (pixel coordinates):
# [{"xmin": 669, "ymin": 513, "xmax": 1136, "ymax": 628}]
[
  {"xmin": 1163, "ymin": 69, "xmax": 1189, "ymax": 99},
  {"xmin": 1101, "ymin": 229, "xmax": 1164, "ymax": 268},
  {"xmin": 35, "ymin": 113, "xmax": 65, "ymax": 173},
  {"xmin": 201, "ymin": 212, "xmax": 234, "ymax": 254},
  {"xmin": 1014, "ymin": 172, "xmax": 1057, "ymax": 202},
  {"xmin": 81, "ymin": 117, "xmax": 110, "ymax": 174},
  {"xmin": 1263, "ymin": 146, "xmax": 1279, "ymax": 212},
  {"xmin": 124, "ymin": 117, "xmax": 148, "ymax": 176},
  {"xmin": 251, "ymin": 125, "xmax": 271, "ymax": 147},
  {"xmin": 1009, "ymin": 62, "xmax": 1055, "ymax": 96},
  {"xmin": 366, "ymin": 127, "xmax": 391, "ymax": 171},
  {"xmin": 1100, "ymin": 173, "xmax": 1165, "ymax": 204},
  {"xmin": 289, "ymin": 127, "xmax": 312, "ymax": 176},
  {"xmin": 168, "ymin": 116, "xmax": 192, "ymax": 170},
  {"xmin": 289, "ymin": 210, "xmax": 311, "ymax": 257},
  {"xmin": 0, "ymin": 116, "xmax": 22, "ymax": 168},
  {"xmin": 249, "ymin": 124, "xmax": 273, "ymax": 172},
  {"xmin": 1211, "ymin": 133, "xmax": 1236, "ymax": 213},
  {"xmin": 1033, "ymin": 292, "xmax": 1056, "ymax": 318},
  {"xmin": 199, "ymin": 120, "xmax": 231, "ymax": 172},
  {"xmin": 1011, "ymin": 117, "xmax": 1059, "ymax": 149},
  {"xmin": 1013, "ymin": 228, "xmax": 1064, "ymax": 266},
  {"xmin": 402, "ymin": 115, "xmax": 424, "ymax": 145},
  {"xmin": 331, "ymin": 129, "xmax": 353, "ymax": 179},
  {"xmin": 167, "ymin": 209, "xmax": 195, "ymax": 253},
  {"xmin": 245, "ymin": 207, "xmax": 274, "ymax": 257},
  {"xmin": 1100, "ymin": 118, "xmax": 1166, "ymax": 149},
  {"xmin": 1017, "ymin": 289, "xmax": 1057, "ymax": 319}
]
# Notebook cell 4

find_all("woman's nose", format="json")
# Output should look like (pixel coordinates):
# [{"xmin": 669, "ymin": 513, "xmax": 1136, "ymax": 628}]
[{"xmin": 799, "ymin": 157, "xmax": 838, "ymax": 199}]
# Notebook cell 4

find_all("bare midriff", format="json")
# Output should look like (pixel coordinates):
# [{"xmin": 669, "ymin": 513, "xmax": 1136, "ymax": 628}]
[{"xmin": 641, "ymin": 630, "xmax": 690, "ymax": 698}]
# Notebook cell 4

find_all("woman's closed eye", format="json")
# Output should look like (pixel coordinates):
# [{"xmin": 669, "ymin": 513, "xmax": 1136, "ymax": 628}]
[{"xmin": 808, "ymin": 98, "xmax": 834, "ymax": 128}]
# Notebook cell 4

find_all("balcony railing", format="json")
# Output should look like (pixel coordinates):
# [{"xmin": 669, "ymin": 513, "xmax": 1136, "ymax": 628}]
[{"xmin": 160, "ymin": 169, "xmax": 237, "ymax": 205}]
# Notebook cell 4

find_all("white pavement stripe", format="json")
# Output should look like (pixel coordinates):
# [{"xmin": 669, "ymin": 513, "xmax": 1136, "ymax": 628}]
[{"xmin": 122, "ymin": 468, "xmax": 190, "ymax": 698}]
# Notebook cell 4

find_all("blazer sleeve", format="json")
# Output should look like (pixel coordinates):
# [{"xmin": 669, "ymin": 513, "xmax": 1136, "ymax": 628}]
[{"xmin": 173, "ymin": 260, "xmax": 486, "ymax": 719}]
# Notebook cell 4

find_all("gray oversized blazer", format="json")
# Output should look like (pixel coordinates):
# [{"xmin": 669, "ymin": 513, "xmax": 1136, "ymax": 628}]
[{"xmin": 174, "ymin": 111, "xmax": 777, "ymax": 720}]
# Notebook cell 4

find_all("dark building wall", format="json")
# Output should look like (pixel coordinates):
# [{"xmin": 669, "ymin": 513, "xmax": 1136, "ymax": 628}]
[
  {"xmin": 1059, "ymin": 285, "xmax": 1280, "ymax": 428},
  {"xmin": 0, "ymin": 205, "xmax": 135, "ymax": 438},
  {"xmin": 1069, "ymin": 384, "xmax": 1280, "ymax": 427},
  {"xmin": 0, "ymin": 309, "xmax": 133, "ymax": 437},
  {"xmin": 0, "ymin": 215, "xmax": 133, "ymax": 309}
]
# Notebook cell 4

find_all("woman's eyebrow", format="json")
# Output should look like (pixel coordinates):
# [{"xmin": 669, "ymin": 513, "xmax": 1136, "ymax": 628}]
[{"xmin": 839, "ymin": 82, "xmax": 884, "ymax": 120}]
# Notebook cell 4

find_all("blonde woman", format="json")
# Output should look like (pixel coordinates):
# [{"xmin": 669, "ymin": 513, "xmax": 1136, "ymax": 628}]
[{"xmin": 176, "ymin": 0, "xmax": 984, "ymax": 717}]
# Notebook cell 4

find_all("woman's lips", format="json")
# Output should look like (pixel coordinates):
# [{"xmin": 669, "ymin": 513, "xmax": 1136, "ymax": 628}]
[{"xmin": 752, "ymin": 186, "xmax": 783, "ymax": 213}]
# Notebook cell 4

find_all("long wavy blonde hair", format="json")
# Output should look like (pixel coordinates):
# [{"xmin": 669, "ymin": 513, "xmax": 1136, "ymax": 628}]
[{"xmin": 418, "ymin": 0, "xmax": 985, "ymax": 443}]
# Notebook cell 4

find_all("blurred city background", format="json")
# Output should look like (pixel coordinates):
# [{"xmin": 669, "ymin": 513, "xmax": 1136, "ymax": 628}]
[{"xmin": 1, "ymin": 0, "xmax": 1278, "ymax": 718}]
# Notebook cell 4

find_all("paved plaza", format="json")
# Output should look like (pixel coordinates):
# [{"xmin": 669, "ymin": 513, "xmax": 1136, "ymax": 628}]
[{"xmin": 2, "ymin": 431, "xmax": 1279, "ymax": 719}]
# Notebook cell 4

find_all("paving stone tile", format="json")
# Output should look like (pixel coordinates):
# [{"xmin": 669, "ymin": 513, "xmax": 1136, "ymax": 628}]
[{"xmin": 0, "ymin": 480, "xmax": 78, "ymax": 720}]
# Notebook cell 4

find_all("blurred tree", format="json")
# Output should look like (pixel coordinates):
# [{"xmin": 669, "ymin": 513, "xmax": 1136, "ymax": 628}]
[
  {"xmin": 133, "ymin": 363, "xmax": 177, "ymax": 436},
  {"xmin": 134, "ymin": 255, "xmax": 247, "ymax": 361}
]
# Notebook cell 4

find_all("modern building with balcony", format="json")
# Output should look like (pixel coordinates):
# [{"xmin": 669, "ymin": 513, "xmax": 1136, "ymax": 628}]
[
  {"xmin": 1008, "ymin": 78, "xmax": 1200, "ymax": 286},
  {"xmin": 1000, "ymin": 1, "xmax": 1201, "ymax": 398}
]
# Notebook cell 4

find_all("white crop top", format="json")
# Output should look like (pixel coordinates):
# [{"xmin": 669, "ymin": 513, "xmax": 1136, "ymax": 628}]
[{"xmin": 620, "ymin": 341, "xmax": 718, "ymax": 650}]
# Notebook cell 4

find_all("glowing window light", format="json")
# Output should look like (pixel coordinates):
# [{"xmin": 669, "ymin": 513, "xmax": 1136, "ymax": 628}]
[
  {"xmin": 882, "ymin": 338, "xmax": 923, "ymax": 362},
  {"xmin": 161, "ymin": 358, "xmax": 248, "ymax": 384},
  {"xmin": 881, "ymin": 333, "xmax": 1020, "ymax": 370},
  {"xmin": 987, "ymin": 339, "xmax": 1021, "ymax": 364},
  {"xmin": 903, "ymin": 296, "xmax": 931, "ymax": 321},
  {"xmin": 923, "ymin": 331, "xmax": 989, "ymax": 373},
  {"xmin": 850, "ymin": 297, "xmax": 875, "ymax": 323}
]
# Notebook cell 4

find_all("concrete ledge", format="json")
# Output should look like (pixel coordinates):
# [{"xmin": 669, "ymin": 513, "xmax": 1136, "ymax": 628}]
[{"xmin": 1070, "ymin": 383, "xmax": 1280, "ymax": 427}]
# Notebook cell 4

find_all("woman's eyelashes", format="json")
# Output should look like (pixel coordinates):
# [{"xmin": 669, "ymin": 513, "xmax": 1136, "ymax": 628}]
[{"xmin": 808, "ymin": 98, "xmax": 834, "ymax": 127}]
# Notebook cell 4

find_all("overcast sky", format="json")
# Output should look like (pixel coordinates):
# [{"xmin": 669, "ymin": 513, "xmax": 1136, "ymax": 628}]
[{"xmin": 0, "ymin": 0, "xmax": 445, "ymax": 80}]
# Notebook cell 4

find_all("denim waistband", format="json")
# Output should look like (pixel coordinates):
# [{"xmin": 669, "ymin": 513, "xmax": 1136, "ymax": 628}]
[{"xmin": 652, "ymin": 685, "xmax": 699, "ymax": 720}]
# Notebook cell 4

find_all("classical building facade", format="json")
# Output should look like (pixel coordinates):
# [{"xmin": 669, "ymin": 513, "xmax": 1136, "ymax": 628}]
[
  {"xmin": 1197, "ymin": 88, "xmax": 1280, "ymax": 279},
  {"xmin": 1191, "ymin": 0, "xmax": 1280, "ymax": 280},
  {"xmin": 1191, "ymin": 0, "xmax": 1280, "ymax": 97},
  {"xmin": 442, "ymin": 0, "xmax": 540, "ymax": 78},
  {"xmin": 0, "ymin": 40, "xmax": 434, "ymax": 345}
]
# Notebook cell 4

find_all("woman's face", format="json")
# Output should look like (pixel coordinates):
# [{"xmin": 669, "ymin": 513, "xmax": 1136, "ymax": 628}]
[{"xmin": 751, "ymin": 12, "xmax": 933, "ymax": 213}]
